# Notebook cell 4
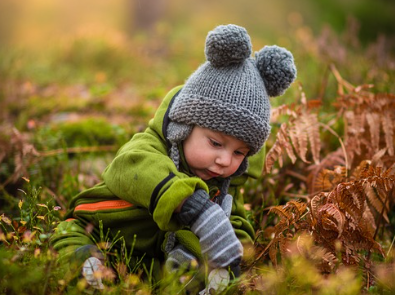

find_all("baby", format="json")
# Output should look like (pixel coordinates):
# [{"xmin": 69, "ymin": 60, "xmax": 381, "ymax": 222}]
[{"xmin": 50, "ymin": 24, "xmax": 297, "ymax": 291}]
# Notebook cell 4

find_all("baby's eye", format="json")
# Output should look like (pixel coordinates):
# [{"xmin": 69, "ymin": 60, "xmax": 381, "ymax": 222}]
[
  {"xmin": 209, "ymin": 139, "xmax": 222, "ymax": 147},
  {"xmin": 234, "ymin": 150, "xmax": 246, "ymax": 157}
]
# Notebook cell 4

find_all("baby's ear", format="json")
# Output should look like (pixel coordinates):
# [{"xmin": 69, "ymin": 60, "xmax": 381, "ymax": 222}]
[{"xmin": 255, "ymin": 45, "xmax": 297, "ymax": 97}]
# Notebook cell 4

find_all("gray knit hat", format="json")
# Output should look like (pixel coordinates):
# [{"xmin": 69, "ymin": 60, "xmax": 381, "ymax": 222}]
[
  {"xmin": 167, "ymin": 24, "xmax": 297, "ymax": 194},
  {"xmin": 168, "ymin": 24, "xmax": 296, "ymax": 157}
]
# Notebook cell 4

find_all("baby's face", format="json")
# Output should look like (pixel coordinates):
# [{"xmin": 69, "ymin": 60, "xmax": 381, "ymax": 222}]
[{"xmin": 183, "ymin": 126, "xmax": 250, "ymax": 180}]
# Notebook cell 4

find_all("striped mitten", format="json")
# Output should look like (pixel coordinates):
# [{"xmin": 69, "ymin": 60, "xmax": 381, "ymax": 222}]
[
  {"xmin": 177, "ymin": 190, "xmax": 243, "ymax": 269},
  {"xmin": 165, "ymin": 244, "xmax": 198, "ymax": 273}
]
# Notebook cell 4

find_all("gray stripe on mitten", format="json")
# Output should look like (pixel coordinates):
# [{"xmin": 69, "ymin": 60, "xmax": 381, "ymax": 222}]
[
  {"xmin": 191, "ymin": 204, "xmax": 243, "ymax": 268},
  {"xmin": 165, "ymin": 244, "xmax": 198, "ymax": 273},
  {"xmin": 219, "ymin": 194, "xmax": 233, "ymax": 218},
  {"xmin": 176, "ymin": 189, "xmax": 212, "ymax": 226}
]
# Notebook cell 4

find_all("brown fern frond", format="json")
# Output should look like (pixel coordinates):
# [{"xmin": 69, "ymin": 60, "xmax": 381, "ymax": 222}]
[
  {"xmin": 317, "ymin": 203, "xmax": 345, "ymax": 238},
  {"xmin": 270, "ymin": 104, "xmax": 297, "ymax": 122},
  {"xmin": 334, "ymin": 182, "xmax": 365, "ymax": 223},
  {"xmin": 307, "ymin": 149, "xmax": 346, "ymax": 194},
  {"xmin": 284, "ymin": 200, "xmax": 307, "ymax": 221},
  {"xmin": 265, "ymin": 136, "xmax": 285, "ymax": 173},
  {"xmin": 382, "ymin": 110, "xmax": 394, "ymax": 156},
  {"xmin": 310, "ymin": 192, "xmax": 329, "ymax": 222},
  {"xmin": 344, "ymin": 111, "xmax": 363, "ymax": 157},
  {"xmin": 319, "ymin": 251, "xmax": 338, "ymax": 273},
  {"xmin": 269, "ymin": 238, "xmax": 279, "ymax": 266},
  {"xmin": 279, "ymin": 123, "xmax": 297, "ymax": 164},
  {"xmin": 343, "ymin": 218, "xmax": 384, "ymax": 256},
  {"xmin": 279, "ymin": 236, "xmax": 289, "ymax": 258},
  {"xmin": 269, "ymin": 206, "xmax": 292, "ymax": 222},
  {"xmin": 303, "ymin": 113, "xmax": 321, "ymax": 164},
  {"xmin": 363, "ymin": 183, "xmax": 389, "ymax": 223},
  {"xmin": 312, "ymin": 166, "xmax": 347, "ymax": 193},
  {"xmin": 362, "ymin": 203, "xmax": 377, "ymax": 236},
  {"xmin": 382, "ymin": 165, "xmax": 395, "ymax": 178},
  {"xmin": 352, "ymin": 161, "xmax": 395, "ymax": 224},
  {"xmin": 371, "ymin": 148, "xmax": 387, "ymax": 167},
  {"xmin": 273, "ymin": 220, "xmax": 292, "ymax": 235},
  {"xmin": 290, "ymin": 117, "xmax": 309, "ymax": 163},
  {"xmin": 366, "ymin": 112, "xmax": 381, "ymax": 153}
]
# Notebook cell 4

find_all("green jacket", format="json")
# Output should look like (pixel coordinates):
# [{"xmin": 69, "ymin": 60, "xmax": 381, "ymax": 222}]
[{"xmin": 51, "ymin": 86, "xmax": 264, "ymax": 273}]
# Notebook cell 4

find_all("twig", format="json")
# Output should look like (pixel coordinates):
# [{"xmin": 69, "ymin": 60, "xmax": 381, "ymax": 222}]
[
  {"xmin": 319, "ymin": 122, "xmax": 349, "ymax": 173},
  {"xmin": 38, "ymin": 145, "xmax": 117, "ymax": 157},
  {"xmin": 285, "ymin": 169, "xmax": 308, "ymax": 182},
  {"xmin": 282, "ymin": 192, "xmax": 310, "ymax": 200},
  {"xmin": 330, "ymin": 64, "xmax": 355, "ymax": 93},
  {"xmin": 387, "ymin": 234, "xmax": 395, "ymax": 258}
]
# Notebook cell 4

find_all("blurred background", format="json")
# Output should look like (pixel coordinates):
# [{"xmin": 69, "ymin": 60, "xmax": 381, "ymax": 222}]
[
  {"xmin": 1, "ymin": 0, "xmax": 394, "ymax": 93},
  {"xmin": 0, "ymin": 0, "xmax": 395, "ymax": 201},
  {"xmin": 1, "ymin": 2, "xmax": 395, "ymax": 293}
]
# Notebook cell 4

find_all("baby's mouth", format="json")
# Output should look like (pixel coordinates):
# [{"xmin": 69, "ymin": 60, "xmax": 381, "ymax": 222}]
[{"xmin": 206, "ymin": 170, "xmax": 221, "ymax": 178}]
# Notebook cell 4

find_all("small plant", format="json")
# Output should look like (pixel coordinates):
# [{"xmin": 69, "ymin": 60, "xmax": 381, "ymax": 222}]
[
  {"xmin": 0, "ymin": 178, "xmax": 62, "ymax": 294},
  {"xmin": 254, "ymin": 67, "xmax": 395, "ymax": 292}
]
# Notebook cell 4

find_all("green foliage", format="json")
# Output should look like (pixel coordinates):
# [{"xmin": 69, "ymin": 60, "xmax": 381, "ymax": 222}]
[
  {"xmin": 0, "ymin": 180, "xmax": 62, "ymax": 294},
  {"xmin": 47, "ymin": 118, "xmax": 127, "ymax": 148},
  {"xmin": 0, "ymin": 0, "xmax": 395, "ymax": 293}
]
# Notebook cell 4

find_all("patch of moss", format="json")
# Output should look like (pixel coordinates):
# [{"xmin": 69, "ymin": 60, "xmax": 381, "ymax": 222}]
[
  {"xmin": 49, "ymin": 117, "xmax": 129, "ymax": 148},
  {"xmin": 27, "ymin": 95, "xmax": 91, "ymax": 118}
]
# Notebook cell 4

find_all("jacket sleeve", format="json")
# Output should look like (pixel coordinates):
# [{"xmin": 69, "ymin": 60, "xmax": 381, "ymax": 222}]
[
  {"xmin": 227, "ymin": 145, "xmax": 266, "ymax": 243},
  {"xmin": 102, "ymin": 129, "xmax": 208, "ymax": 232},
  {"xmin": 227, "ymin": 178, "xmax": 255, "ymax": 243}
]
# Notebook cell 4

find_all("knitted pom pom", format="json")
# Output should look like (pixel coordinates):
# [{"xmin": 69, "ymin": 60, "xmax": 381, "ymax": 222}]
[
  {"xmin": 255, "ymin": 45, "xmax": 297, "ymax": 97},
  {"xmin": 205, "ymin": 24, "xmax": 252, "ymax": 67}
]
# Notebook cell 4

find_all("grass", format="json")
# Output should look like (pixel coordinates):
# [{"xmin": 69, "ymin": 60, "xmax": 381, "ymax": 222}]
[{"xmin": 1, "ymin": 1, "xmax": 395, "ymax": 294}]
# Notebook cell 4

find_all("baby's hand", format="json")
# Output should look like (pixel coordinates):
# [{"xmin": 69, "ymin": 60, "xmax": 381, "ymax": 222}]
[
  {"xmin": 82, "ymin": 257, "xmax": 104, "ymax": 290},
  {"xmin": 177, "ymin": 190, "xmax": 242, "ymax": 269},
  {"xmin": 192, "ymin": 203, "xmax": 243, "ymax": 268},
  {"xmin": 219, "ymin": 194, "xmax": 233, "ymax": 218},
  {"xmin": 165, "ymin": 244, "xmax": 199, "ymax": 273}
]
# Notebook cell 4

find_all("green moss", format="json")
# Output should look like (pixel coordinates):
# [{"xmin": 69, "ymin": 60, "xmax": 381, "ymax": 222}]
[
  {"xmin": 27, "ymin": 95, "xmax": 90, "ymax": 118},
  {"xmin": 49, "ymin": 117, "xmax": 129, "ymax": 148}
]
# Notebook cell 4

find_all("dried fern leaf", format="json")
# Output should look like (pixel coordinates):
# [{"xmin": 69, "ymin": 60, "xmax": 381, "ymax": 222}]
[
  {"xmin": 304, "ymin": 113, "xmax": 321, "ymax": 164},
  {"xmin": 319, "ymin": 251, "xmax": 338, "ymax": 273},
  {"xmin": 363, "ymin": 182, "xmax": 389, "ymax": 223},
  {"xmin": 318, "ymin": 203, "xmax": 345, "ymax": 238},
  {"xmin": 310, "ymin": 193, "xmax": 329, "ymax": 221},
  {"xmin": 271, "ymin": 104, "xmax": 297, "ymax": 122},
  {"xmin": 345, "ymin": 111, "xmax": 362, "ymax": 156},
  {"xmin": 381, "ymin": 110, "xmax": 394, "ymax": 156},
  {"xmin": 265, "ymin": 140, "xmax": 284, "ymax": 173},
  {"xmin": 362, "ymin": 203, "xmax": 377, "ymax": 236},
  {"xmin": 334, "ymin": 182, "xmax": 364, "ymax": 222},
  {"xmin": 274, "ymin": 220, "xmax": 291, "ymax": 235},
  {"xmin": 371, "ymin": 148, "xmax": 387, "ymax": 167},
  {"xmin": 279, "ymin": 237, "xmax": 289, "ymax": 257},
  {"xmin": 313, "ymin": 166, "xmax": 347, "ymax": 193},
  {"xmin": 269, "ymin": 239, "xmax": 278, "ymax": 266},
  {"xmin": 279, "ymin": 123, "xmax": 297, "ymax": 164},
  {"xmin": 284, "ymin": 200, "xmax": 307, "ymax": 220},
  {"xmin": 269, "ymin": 206, "xmax": 292, "ymax": 222},
  {"xmin": 290, "ymin": 118, "xmax": 309, "ymax": 163},
  {"xmin": 306, "ymin": 149, "xmax": 346, "ymax": 194},
  {"xmin": 366, "ymin": 112, "xmax": 380, "ymax": 153},
  {"xmin": 313, "ymin": 169, "xmax": 336, "ymax": 192}
]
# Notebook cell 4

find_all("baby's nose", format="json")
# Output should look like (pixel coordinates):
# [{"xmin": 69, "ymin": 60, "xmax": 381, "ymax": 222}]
[{"xmin": 215, "ymin": 152, "xmax": 232, "ymax": 167}]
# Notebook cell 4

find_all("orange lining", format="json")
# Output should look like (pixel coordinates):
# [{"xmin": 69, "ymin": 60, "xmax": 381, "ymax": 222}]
[
  {"xmin": 65, "ymin": 218, "xmax": 76, "ymax": 222},
  {"xmin": 211, "ymin": 189, "xmax": 221, "ymax": 201},
  {"xmin": 74, "ymin": 200, "xmax": 134, "ymax": 212}
]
